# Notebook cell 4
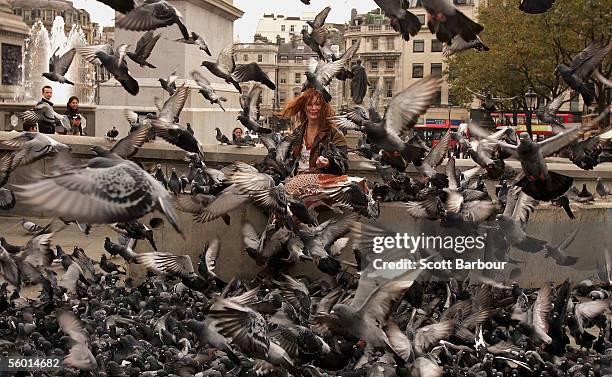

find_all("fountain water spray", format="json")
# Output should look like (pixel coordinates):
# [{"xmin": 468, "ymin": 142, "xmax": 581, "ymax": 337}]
[{"xmin": 21, "ymin": 16, "xmax": 95, "ymax": 104}]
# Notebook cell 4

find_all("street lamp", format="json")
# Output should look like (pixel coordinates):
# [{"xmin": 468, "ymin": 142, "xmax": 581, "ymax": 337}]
[
  {"xmin": 524, "ymin": 86, "xmax": 538, "ymax": 138},
  {"xmin": 447, "ymin": 102, "xmax": 453, "ymax": 127}
]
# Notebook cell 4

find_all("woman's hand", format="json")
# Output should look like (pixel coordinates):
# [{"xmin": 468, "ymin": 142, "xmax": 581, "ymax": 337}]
[{"xmin": 316, "ymin": 156, "xmax": 330, "ymax": 168}]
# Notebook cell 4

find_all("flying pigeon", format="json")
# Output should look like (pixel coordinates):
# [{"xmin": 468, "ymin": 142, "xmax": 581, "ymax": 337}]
[
  {"xmin": 115, "ymin": 0, "xmax": 190, "ymax": 40},
  {"xmin": 176, "ymin": 31, "xmax": 211, "ymax": 56},
  {"xmin": 126, "ymin": 31, "xmax": 161, "ymax": 69},
  {"xmin": 238, "ymin": 85, "xmax": 272, "ymax": 134},
  {"xmin": 42, "ymin": 48, "xmax": 76, "ymax": 85},
  {"xmin": 191, "ymin": 70, "xmax": 227, "ymax": 111},
  {"xmin": 76, "ymin": 44, "xmax": 139, "ymax": 95},
  {"xmin": 374, "ymin": 0, "xmax": 422, "ymax": 41}
]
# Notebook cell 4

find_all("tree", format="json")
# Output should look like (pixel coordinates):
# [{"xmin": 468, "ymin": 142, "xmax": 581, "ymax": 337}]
[{"xmin": 446, "ymin": 0, "xmax": 612, "ymax": 113}]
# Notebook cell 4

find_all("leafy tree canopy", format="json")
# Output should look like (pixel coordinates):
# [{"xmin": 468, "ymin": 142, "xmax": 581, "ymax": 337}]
[{"xmin": 447, "ymin": 0, "xmax": 612, "ymax": 112}]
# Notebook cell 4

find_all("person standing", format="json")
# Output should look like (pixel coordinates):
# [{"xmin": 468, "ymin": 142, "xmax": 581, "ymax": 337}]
[
  {"xmin": 66, "ymin": 96, "xmax": 84, "ymax": 135},
  {"xmin": 37, "ymin": 86, "xmax": 55, "ymax": 134}
]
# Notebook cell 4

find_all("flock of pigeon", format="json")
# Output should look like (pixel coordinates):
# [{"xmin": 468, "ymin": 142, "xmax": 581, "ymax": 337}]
[{"xmin": 1, "ymin": 0, "xmax": 612, "ymax": 376}]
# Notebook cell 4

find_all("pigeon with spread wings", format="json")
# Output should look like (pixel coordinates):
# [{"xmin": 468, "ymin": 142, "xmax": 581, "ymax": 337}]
[
  {"xmin": 238, "ymin": 85, "xmax": 272, "ymax": 134},
  {"xmin": 76, "ymin": 44, "xmax": 139, "ymax": 95},
  {"xmin": 192, "ymin": 70, "xmax": 227, "ymax": 111},
  {"xmin": 42, "ymin": 48, "xmax": 76, "ymax": 85},
  {"xmin": 201, "ymin": 44, "xmax": 276, "ymax": 93},
  {"xmin": 115, "ymin": 0, "xmax": 189, "ymax": 40},
  {"xmin": 126, "ymin": 31, "xmax": 161, "ymax": 69}
]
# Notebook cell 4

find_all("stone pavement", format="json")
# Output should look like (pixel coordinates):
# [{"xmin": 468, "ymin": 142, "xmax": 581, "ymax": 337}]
[{"xmin": 0, "ymin": 214, "xmax": 129, "ymax": 299}]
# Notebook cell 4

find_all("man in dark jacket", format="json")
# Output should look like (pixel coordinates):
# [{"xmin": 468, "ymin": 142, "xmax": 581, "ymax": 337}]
[{"xmin": 37, "ymin": 86, "xmax": 56, "ymax": 134}]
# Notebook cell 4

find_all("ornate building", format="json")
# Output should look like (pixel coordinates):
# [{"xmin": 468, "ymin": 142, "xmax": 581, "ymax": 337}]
[{"xmin": 8, "ymin": 0, "xmax": 98, "ymax": 43}]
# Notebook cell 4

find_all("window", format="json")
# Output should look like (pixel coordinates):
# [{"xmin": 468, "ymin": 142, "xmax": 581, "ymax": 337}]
[
  {"xmin": 280, "ymin": 76, "xmax": 287, "ymax": 84},
  {"xmin": 2, "ymin": 44, "xmax": 21, "ymax": 85},
  {"xmin": 257, "ymin": 54, "xmax": 263, "ymax": 63},
  {"xmin": 281, "ymin": 25, "xmax": 285, "ymax": 31},
  {"xmin": 432, "ymin": 39, "xmax": 443, "ymax": 52},
  {"xmin": 417, "ymin": 14, "xmax": 425, "ymax": 25},
  {"xmin": 385, "ymin": 81, "xmax": 393, "ymax": 98},
  {"xmin": 386, "ymin": 60, "xmax": 394, "ymax": 70},
  {"xmin": 413, "ymin": 40, "xmax": 424, "ymax": 53},
  {"xmin": 294, "ymin": 56, "xmax": 303, "ymax": 63},
  {"xmin": 412, "ymin": 63, "xmax": 424, "ymax": 78},
  {"xmin": 431, "ymin": 63, "xmax": 443, "ymax": 77},
  {"xmin": 433, "ymin": 89, "xmax": 442, "ymax": 105},
  {"xmin": 386, "ymin": 37, "xmax": 395, "ymax": 50},
  {"xmin": 372, "ymin": 38, "xmax": 379, "ymax": 50},
  {"xmin": 371, "ymin": 61, "xmax": 378, "ymax": 70},
  {"xmin": 290, "ymin": 25, "xmax": 295, "ymax": 32},
  {"xmin": 302, "ymin": 25, "xmax": 308, "ymax": 31},
  {"xmin": 570, "ymin": 91, "xmax": 580, "ymax": 112},
  {"xmin": 295, "ymin": 73, "xmax": 301, "ymax": 84},
  {"xmin": 351, "ymin": 39, "xmax": 357, "ymax": 46},
  {"xmin": 243, "ymin": 54, "xmax": 248, "ymax": 62}
]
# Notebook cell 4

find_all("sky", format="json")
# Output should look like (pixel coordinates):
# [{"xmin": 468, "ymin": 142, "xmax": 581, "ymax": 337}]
[{"xmin": 71, "ymin": 0, "xmax": 379, "ymax": 41}]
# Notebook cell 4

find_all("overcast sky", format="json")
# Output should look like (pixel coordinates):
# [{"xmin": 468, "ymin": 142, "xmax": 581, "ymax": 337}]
[{"xmin": 72, "ymin": 0, "xmax": 379, "ymax": 41}]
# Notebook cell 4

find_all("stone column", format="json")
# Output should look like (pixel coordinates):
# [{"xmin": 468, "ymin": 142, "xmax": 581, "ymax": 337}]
[{"xmin": 96, "ymin": 0, "xmax": 244, "ymax": 143}]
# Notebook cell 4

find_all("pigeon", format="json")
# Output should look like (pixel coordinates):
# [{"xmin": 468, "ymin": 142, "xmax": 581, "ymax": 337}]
[
  {"xmin": 0, "ymin": 132, "xmax": 70, "ymax": 187},
  {"xmin": 556, "ymin": 41, "xmax": 612, "ymax": 106},
  {"xmin": 421, "ymin": 0, "xmax": 484, "ymax": 44},
  {"xmin": 466, "ymin": 88, "xmax": 518, "ymax": 112},
  {"xmin": 347, "ymin": 76, "xmax": 439, "ymax": 164},
  {"xmin": 238, "ymin": 85, "xmax": 272, "ymax": 134},
  {"xmin": 154, "ymin": 164, "xmax": 167, "ymax": 188},
  {"xmin": 93, "ymin": 125, "xmax": 151, "ymax": 160},
  {"xmin": 115, "ymin": 0, "xmax": 190, "ymax": 40},
  {"xmin": 596, "ymin": 177, "xmax": 611, "ymax": 198},
  {"xmin": 42, "ymin": 48, "xmax": 76, "ymax": 85},
  {"xmin": 57, "ymin": 310, "xmax": 98, "ymax": 371},
  {"xmin": 301, "ymin": 6, "xmax": 331, "ymax": 60},
  {"xmin": 96, "ymin": 0, "xmax": 135, "ymax": 13},
  {"xmin": 191, "ymin": 70, "xmax": 227, "ymax": 111},
  {"xmin": 14, "ymin": 152, "xmax": 182, "ymax": 234},
  {"xmin": 105, "ymin": 126, "xmax": 119, "ymax": 141},
  {"xmin": 569, "ymin": 135, "xmax": 603, "ymax": 170},
  {"xmin": 168, "ymin": 168, "xmax": 182, "ymax": 195},
  {"xmin": 442, "ymin": 35, "xmax": 490, "ymax": 57},
  {"xmin": 469, "ymin": 109, "xmax": 609, "ymax": 201},
  {"xmin": 0, "ymin": 188, "xmax": 15, "ymax": 210},
  {"xmin": 17, "ymin": 102, "xmax": 71, "ymax": 132},
  {"xmin": 19, "ymin": 219, "xmax": 44, "ymax": 234},
  {"xmin": 159, "ymin": 67, "xmax": 178, "ymax": 96},
  {"xmin": 375, "ymin": 0, "xmax": 422, "ymax": 42},
  {"xmin": 300, "ymin": 0, "xmax": 310, "ymax": 3},
  {"xmin": 126, "ymin": 31, "xmax": 161, "ymax": 69},
  {"xmin": 215, "ymin": 128, "xmax": 231, "ymax": 144},
  {"xmin": 176, "ymin": 31, "xmax": 211, "ymax": 56},
  {"xmin": 535, "ymin": 91, "xmax": 575, "ymax": 133},
  {"xmin": 303, "ymin": 39, "xmax": 360, "ymax": 102},
  {"xmin": 76, "ymin": 44, "xmax": 139, "ymax": 95},
  {"xmin": 99, "ymin": 254, "xmax": 126, "ymax": 274},
  {"xmin": 135, "ymin": 252, "xmax": 209, "ymax": 290},
  {"xmin": 104, "ymin": 236, "xmax": 137, "ymax": 262},
  {"xmin": 519, "ymin": 0, "xmax": 556, "ymax": 14},
  {"xmin": 186, "ymin": 123, "xmax": 194, "ymax": 135},
  {"xmin": 174, "ymin": 193, "xmax": 231, "ymax": 224},
  {"xmin": 201, "ymin": 44, "xmax": 276, "ymax": 93}
]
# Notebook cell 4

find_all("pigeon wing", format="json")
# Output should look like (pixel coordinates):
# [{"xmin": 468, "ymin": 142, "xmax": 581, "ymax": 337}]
[
  {"xmin": 383, "ymin": 76, "xmax": 441, "ymax": 138},
  {"xmin": 135, "ymin": 31, "xmax": 161, "ymax": 59},
  {"xmin": 135, "ymin": 252, "xmax": 195, "ymax": 279},
  {"xmin": 55, "ymin": 48, "xmax": 76, "ymax": 75},
  {"xmin": 158, "ymin": 85, "xmax": 190, "ymax": 123},
  {"xmin": 109, "ymin": 125, "xmax": 152, "ymax": 159},
  {"xmin": 115, "ymin": 2, "xmax": 177, "ymax": 31},
  {"xmin": 570, "ymin": 41, "xmax": 612, "ymax": 80}
]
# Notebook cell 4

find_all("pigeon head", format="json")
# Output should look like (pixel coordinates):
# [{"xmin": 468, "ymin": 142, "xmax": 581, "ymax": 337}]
[
  {"xmin": 518, "ymin": 133, "xmax": 531, "ymax": 143},
  {"xmin": 330, "ymin": 303, "xmax": 353, "ymax": 322},
  {"xmin": 201, "ymin": 61, "xmax": 215, "ymax": 69}
]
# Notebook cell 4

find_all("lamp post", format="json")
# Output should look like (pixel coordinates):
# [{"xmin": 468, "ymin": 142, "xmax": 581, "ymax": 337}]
[
  {"xmin": 524, "ymin": 86, "xmax": 538, "ymax": 138},
  {"xmin": 447, "ymin": 102, "xmax": 453, "ymax": 127}
]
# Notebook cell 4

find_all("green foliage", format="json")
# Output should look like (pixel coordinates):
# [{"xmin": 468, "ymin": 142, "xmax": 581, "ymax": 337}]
[{"xmin": 446, "ymin": 0, "xmax": 612, "ymax": 111}]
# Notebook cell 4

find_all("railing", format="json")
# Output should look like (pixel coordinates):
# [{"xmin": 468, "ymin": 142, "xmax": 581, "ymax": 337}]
[{"xmin": 368, "ymin": 25, "xmax": 382, "ymax": 31}]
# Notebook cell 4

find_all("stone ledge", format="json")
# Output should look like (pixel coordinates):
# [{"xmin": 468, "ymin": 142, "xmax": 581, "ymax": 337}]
[{"xmin": 1, "ymin": 131, "xmax": 612, "ymax": 180}]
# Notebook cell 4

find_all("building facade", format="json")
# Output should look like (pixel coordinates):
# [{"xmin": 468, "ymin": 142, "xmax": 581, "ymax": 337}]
[
  {"xmin": 254, "ymin": 12, "xmax": 314, "ymax": 44},
  {"xmin": 0, "ymin": 0, "xmax": 29, "ymax": 102},
  {"xmin": 8, "ymin": 0, "xmax": 98, "ymax": 43},
  {"xmin": 342, "ymin": 9, "xmax": 403, "ymax": 114}
]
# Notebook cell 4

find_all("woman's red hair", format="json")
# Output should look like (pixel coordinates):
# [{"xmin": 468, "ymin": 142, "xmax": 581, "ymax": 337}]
[{"xmin": 278, "ymin": 88, "xmax": 335, "ymax": 129}]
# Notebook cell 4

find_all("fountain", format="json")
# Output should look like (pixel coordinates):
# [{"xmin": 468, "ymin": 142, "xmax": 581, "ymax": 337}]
[{"xmin": 21, "ymin": 16, "xmax": 95, "ymax": 105}]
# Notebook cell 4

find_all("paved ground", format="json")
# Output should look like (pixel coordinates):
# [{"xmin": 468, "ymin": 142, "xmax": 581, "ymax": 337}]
[{"xmin": 0, "ymin": 214, "xmax": 128, "ymax": 299}]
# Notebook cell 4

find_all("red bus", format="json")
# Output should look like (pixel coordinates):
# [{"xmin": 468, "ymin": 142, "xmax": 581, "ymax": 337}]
[{"xmin": 490, "ymin": 112, "xmax": 579, "ymax": 139}]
